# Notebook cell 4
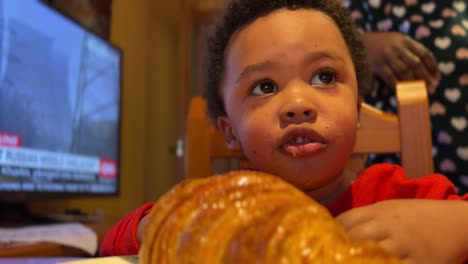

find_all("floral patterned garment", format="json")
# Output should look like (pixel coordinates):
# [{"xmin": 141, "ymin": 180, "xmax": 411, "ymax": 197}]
[{"xmin": 345, "ymin": 0, "xmax": 468, "ymax": 194}]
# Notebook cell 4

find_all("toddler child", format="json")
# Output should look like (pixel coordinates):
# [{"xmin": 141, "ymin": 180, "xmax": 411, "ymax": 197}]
[{"xmin": 100, "ymin": 0, "xmax": 468, "ymax": 263}]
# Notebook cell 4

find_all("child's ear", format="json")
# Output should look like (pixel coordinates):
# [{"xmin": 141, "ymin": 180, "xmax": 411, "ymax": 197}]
[{"xmin": 217, "ymin": 116, "xmax": 241, "ymax": 150}]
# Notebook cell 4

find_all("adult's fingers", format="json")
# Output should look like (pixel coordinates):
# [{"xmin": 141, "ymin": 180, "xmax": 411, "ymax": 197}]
[
  {"xmin": 405, "ymin": 36, "xmax": 440, "ymax": 81},
  {"xmin": 376, "ymin": 63, "xmax": 399, "ymax": 88},
  {"xmin": 386, "ymin": 54, "xmax": 416, "ymax": 81},
  {"xmin": 396, "ymin": 47, "xmax": 433, "ymax": 82}
]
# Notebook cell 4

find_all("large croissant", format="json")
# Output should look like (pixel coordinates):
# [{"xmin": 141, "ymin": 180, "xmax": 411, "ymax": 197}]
[{"xmin": 139, "ymin": 170, "xmax": 402, "ymax": 263}]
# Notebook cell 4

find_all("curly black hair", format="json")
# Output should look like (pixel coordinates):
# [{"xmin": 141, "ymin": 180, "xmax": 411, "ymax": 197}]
[{"xmin": 203, "ymin": 0, "xmax": 370, "ymax": 122}]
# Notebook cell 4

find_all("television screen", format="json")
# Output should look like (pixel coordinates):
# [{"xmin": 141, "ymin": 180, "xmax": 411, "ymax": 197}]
[{"xmin": 0, "ymin": 0, "xmax": 121, "ymax": 198}]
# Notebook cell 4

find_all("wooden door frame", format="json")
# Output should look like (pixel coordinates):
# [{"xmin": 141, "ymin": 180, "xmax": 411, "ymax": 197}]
[{"xmin": 176, "ymin": 0, "xmax": 226, "ymax": 180}]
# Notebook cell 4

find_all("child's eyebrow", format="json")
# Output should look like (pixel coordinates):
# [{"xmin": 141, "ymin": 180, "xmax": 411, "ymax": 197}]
[
  {"xmin": 236, "ymin": 60, "xmax": 275, "ymax": 84},
  {"xmin": 303, "ymin": 51, "xmax": 345, "ymax": 66},
  {"xmin": 235, "ymin": 51, "xmax": 345, "ymax": 84}
]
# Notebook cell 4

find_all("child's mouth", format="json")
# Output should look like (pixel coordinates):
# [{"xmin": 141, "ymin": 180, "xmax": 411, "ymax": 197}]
[
  {"xmin": 279, "ymin": 127, "xmax": 327, "ymax": 158},
  {"xmin": 282, "ymin": 137, "xmax": 326, "ymax": 158}
]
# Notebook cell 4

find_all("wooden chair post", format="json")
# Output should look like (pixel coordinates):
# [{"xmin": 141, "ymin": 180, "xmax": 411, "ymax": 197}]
[
  {"xmin": 184, "ymin": 97, "xmax": 212, "ymax": 179},
  {"xmin": 396, "ymin": 80, "xmax": 434, "ymax": 178}
]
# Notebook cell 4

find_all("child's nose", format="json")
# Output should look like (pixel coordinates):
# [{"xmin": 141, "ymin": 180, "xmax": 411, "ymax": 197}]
[{"xmin": 279, "ymin": 100, "xmax": 317, "ymax": 124}]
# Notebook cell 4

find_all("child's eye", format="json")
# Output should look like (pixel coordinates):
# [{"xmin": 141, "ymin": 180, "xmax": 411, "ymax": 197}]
[
  {"xmin": 251, "ymin": 80, "xmax": 278, "ymax": 95},
  {"xmin": 310, "ymin": 70, "xmax": 336, "ymax": 86}
]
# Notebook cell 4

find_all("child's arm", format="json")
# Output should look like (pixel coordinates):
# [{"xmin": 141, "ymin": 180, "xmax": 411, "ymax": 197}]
[
  {"xmin": 136, "ymin": 214, "xmax": 151, "ymax": 243},
  {"xmin": 336, "ymin": 199, "xmax": 468, "ymax": 263},
  {"xmin": 99, "ymin": 202, "xmax": 155, "ymax": 256}
]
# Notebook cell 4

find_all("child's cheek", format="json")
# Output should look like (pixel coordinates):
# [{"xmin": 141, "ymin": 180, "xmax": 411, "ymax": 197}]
[{"xmin": 240, "ymin": 118, "xmax": 275, "ymax": 158}]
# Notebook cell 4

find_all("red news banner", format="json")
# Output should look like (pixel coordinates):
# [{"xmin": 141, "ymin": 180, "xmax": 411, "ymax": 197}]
[{"xmin": 0, "ymin": 131, "xmax": 22, "ymax": 148}]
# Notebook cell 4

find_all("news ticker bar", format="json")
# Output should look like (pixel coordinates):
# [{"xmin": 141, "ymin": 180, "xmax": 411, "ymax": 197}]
[
  {"xmin": 0, "ymin": 165, "xmax": 97, "ymax": 182},
  {"xmin": 0, "ymin": 180, "xmax": 117, "ymax": 193},
  {"xmin": 0, "ymin": 146, "xmax": 99, "ymax": 174}
]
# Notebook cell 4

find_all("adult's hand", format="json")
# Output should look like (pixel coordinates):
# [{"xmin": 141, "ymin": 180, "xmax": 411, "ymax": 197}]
[{"xmin": 362, "ymin": 32, "xmax": 440, "ymax": 91}]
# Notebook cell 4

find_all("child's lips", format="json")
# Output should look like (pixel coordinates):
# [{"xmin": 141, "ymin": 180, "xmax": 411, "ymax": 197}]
[
  {"xmin": 279, "ymin": 128, "xmax": 327, "ymax": 158},
  {"xmin": 282, "ymin": 141, "xmax": 326, "ymax": 158}
]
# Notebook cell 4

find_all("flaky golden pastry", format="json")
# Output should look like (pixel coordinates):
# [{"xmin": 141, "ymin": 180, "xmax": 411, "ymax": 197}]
[{"xmin": 139, "ymin": 170, "xmax": 403, "ymax": 263}]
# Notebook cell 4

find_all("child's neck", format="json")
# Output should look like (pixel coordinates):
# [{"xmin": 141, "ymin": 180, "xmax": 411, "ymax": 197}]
[{"xmin": 306, "ymin": 169, "xmax": 356, "ymax": 205}]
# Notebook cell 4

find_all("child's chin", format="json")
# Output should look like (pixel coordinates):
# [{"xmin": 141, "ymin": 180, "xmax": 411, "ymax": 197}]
[{"xmin": 276, "ymin": 172, "xmax": 329, "ymax": 191}]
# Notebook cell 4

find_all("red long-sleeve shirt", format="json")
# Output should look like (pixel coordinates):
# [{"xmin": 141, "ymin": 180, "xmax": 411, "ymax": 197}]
[{"xmin": 99, "ymin": 164, "xmax": 468, "ymax": 256}]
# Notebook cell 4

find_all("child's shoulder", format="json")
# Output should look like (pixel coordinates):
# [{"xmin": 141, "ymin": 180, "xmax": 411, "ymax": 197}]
[{"xmin": 354, "ymin": 163, "xmax": 458, "ymax": 200}]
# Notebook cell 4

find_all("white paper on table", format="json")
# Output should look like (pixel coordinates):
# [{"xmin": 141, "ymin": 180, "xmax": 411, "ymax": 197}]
[
  {"xmin": 0, "ymin": 222, "xmax": 97, "ymax": 255},
  {"xmin": 58, "ymin": 255, "xmax": 138, "ymax": 264}
]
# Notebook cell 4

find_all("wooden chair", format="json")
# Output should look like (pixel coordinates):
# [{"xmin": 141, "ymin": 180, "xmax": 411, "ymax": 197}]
[{"xmin": 184, "ymin": 80, "xmax": 434, "ymax": 179}]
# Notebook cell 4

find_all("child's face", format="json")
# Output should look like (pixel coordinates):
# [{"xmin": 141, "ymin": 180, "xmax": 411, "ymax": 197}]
[{"xmin": 217, "ymin": 9, "xmax": 360, "ymax": 192}]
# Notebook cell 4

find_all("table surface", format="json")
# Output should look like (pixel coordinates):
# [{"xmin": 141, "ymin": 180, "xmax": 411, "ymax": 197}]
[
  {"xmin": 0, "ymin": 258, "xmax": 84, "ymax": 264},
  {"xmin": 0, "ymin": 222, "xmax": 110, "ymax": 258}
]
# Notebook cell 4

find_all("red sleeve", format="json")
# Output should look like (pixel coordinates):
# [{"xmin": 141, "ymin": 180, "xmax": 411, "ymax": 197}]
[
  {"xmin": 328, "ymin": 164, "xmax": 468, "ymax": 216},
  {"xmin": 99, "ymin": 202, "xmax": 156, "ymax": 256}
]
